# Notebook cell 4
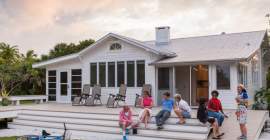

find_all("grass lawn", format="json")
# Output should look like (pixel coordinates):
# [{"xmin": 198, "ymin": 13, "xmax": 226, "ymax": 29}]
[{"xmin": 0, "ymin": 136, "xmax": 17, "ymax": 140}]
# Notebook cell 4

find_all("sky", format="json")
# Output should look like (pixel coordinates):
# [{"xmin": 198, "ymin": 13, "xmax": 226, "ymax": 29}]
[{"xmin": 0, "ymin": 0, "xmax": 270, "ymax": 55}]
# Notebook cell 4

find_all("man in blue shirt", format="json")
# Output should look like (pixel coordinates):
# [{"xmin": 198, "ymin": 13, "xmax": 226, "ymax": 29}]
[{"xmin": 155, "ymin": 92, "xmax": 174, "ymax": 129}]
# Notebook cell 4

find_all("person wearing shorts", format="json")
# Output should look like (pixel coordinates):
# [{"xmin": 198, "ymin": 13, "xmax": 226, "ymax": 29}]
[
  {"xmin": 139, "ymin": 90, "xmax": 153, "ymax": 128},
  {"xmin": 197, "ymin": 98, "xmax": 224, "ymax": 139},
  {"xmin": 235, "ymin": 84, "xmax": 248, "ymax": 140},
  {"xmin": 174, "ymin": 94, "xmax": 191, "ymax": 124}
]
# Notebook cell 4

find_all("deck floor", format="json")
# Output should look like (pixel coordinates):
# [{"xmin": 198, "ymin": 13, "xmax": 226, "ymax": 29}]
[{"xmin": 0, "ymin": 103, "xmax": 268, "ymax": 140}]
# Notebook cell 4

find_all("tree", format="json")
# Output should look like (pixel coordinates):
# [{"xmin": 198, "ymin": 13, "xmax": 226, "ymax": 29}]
[{"xmin": 41, "ymin": 39, "xmax": 95, "ymax": 61}]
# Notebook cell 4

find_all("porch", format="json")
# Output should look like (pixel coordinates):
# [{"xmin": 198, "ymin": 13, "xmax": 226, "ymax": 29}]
[
  {"xmin": 156, "ymin": 63, "xmax": 236, "ymax": 108},
  {"xmin": 0, "ymin": 103, "xmax": 268, "ymax": 140}
]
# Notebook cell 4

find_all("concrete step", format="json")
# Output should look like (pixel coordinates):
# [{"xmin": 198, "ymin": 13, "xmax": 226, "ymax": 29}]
[
  {"xmin": 16, "ymin": 114, "xmax": 208, "ymax": 134},
  {"xmin": 9, "ymin": 122, "xmax": 208, "ymax": 140},
  {"xmin": 8, "ymin": 125, "xmax": 197, "ymax": 140},
  {"xmin": 19, "ymin": 110, "xmax": 203, "ymax": 126}
]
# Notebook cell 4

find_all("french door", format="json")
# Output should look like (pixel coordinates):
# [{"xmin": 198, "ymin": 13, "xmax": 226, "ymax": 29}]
[{"xmin": 58, "ymin": 70, "xmax": 71, "ymax": 103}]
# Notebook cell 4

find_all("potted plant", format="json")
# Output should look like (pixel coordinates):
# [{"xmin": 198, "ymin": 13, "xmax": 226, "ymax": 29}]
[{"xmin": 253, "ymin": 88, "xmax": 270, "ymax": 110}]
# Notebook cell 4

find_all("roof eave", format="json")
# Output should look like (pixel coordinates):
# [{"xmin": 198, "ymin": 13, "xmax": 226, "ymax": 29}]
[{"xmin": 32, "ymin": 54, "xmax": 79, "ymax": 68}]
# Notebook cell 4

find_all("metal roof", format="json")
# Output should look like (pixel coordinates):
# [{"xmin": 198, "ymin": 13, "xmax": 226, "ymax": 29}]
[
  {"xmin": 145, "ymin": 30, "xmax": 267, "ymax": 65},
  {"xmin": 33, "ymin": 30, "xmax": 267, "ymax": 68}
]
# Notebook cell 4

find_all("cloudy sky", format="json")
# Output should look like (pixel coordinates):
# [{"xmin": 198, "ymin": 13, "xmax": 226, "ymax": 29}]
[{"xmin": 0, "ymin": 0, "xmax": 269, "ymax": 55}]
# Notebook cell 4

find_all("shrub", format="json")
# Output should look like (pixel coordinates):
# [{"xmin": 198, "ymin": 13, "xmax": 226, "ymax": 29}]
[{"xmin": 253, "ymin": 88, "xmax": 270, "ymax": 110}]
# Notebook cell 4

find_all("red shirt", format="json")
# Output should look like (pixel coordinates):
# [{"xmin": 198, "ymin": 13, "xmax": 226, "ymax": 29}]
[
  {"xmin": 208, "ymin": 98, "xmax": 222, "ymax": 112},
  {"xmin": 142, "ymin": 97, "xmax": 153, "ymax": 107}
]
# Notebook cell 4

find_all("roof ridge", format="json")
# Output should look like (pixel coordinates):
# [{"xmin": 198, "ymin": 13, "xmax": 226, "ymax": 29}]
[{"xmin": 144, "ymin": 30, "xmax": 266, "ymax": 42}]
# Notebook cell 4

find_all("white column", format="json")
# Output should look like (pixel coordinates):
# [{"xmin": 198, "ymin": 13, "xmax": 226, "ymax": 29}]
[
  {"xmin": 115, "ymin": 61, "xmax": 117, "ymax": 88},
  {"xmin": 106, "ymin": 62, "xmax": 108, "ymax": 87},
  {"xmin": 172, "ymin": 66, "xmax": 176, "ymax": 96},
  {"xmin": 155, "ymin": 67, "xmax": 159, "ymax": 106},
  {"xmin": 124, "ymin": 61, "xmax": 127, "ymax": 85},
  {"xmin": 135, "ymin": 61, "xmax": 137, "ymax": 87},
  {"xmin": 97, "ymin": 63, "xmax": 99, "ymax": 85},
  {"xmin": 46, "ymin": 69, "xmax": 48, "ymax": 102},
  {"xmin": 189, "ymin": 66, "xmax": 192, "ymax": 105}
]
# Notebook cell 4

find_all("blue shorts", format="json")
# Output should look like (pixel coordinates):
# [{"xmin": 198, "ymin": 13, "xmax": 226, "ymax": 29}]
[{"xmin": 182, "ymin": 111, "xmax": 191, "ymax": 118}]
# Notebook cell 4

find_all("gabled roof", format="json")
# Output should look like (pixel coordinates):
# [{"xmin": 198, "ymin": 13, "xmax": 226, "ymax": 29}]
[
  {"xmin": 33, "ymin": 30, "xmax": 267, "ymax": 68},
  {"xmin": 147, "ymin": 30, "xmax": 267, "ymax": 65},
  {"xmin": 33, "ymin": 33, "xmax": 175, "ymax": 68}
]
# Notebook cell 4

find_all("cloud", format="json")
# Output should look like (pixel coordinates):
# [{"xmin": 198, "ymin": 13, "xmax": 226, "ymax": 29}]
[{"xmin": 0, "ymin": 0, "xmax": 269, "ymax": 55}]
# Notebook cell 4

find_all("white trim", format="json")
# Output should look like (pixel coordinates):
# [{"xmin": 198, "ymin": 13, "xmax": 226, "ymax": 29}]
[
  {"xmin": 115, "ymin": 61, "xmax": 117, "ymax": 88},
  {"xmin": 33, "ymin": 53, "xmax": 79, "ymax": 68},
  {"xmin": 172, "ymin": 66, "xmax": 176, "ymax": 96},
  {"xmin": 97, "ymin": 62, "xmax": 99, "ymax": 85},
  {"xmin": 106, "ymin": 62, "xmax": 108, "ymax": 87}
]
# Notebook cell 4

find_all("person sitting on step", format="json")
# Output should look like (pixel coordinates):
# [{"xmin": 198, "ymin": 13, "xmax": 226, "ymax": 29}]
[
  {"xmin": 155, "ymin": 92, "xmax": 174, "ymax": 130},
  {"xmin": 119, "ymin": 104, "xmax": 138, "ymax": 140},
  {"xmin": 174, "ymin": 94, "xmax": 191, "ymax": 124},
  {"xmin": 197, "ymin": 98, "xmax": 224, "ymax": 139},
  {"xmin": 139, "ymin": 90, "xmax": 153, "ymax": 128},
  {"xmin": 207, "ymin": 90, "xmax": 228, "ymax": 127}
]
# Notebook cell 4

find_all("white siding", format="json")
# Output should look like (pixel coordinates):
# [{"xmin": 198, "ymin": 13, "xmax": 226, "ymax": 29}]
[
  {"xmin": 80, "ymin": 38, "xmax": 160, "ymax": 105},
  {"xmin": 209, "ymin": 63, "xmax": 238, "ymax": 109}
]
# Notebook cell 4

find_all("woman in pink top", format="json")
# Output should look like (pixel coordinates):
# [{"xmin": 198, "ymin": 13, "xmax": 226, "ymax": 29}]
[{"xmin": 139, "ymin": 91, "xmax": 153, "ymax": 128}]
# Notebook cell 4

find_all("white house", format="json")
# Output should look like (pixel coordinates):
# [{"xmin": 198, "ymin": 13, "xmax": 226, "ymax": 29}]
[{"xmin": 33, "ymin": 27, "xmax": 270, "ymax": 109}]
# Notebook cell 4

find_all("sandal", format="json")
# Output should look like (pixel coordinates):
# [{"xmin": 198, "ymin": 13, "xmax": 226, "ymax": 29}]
[{"xmin": 217, "ymin": 133, "xmax": 225, "ymax": 137}]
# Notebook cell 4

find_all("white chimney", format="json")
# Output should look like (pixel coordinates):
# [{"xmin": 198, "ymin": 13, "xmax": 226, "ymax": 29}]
[{"xmin": 155, "ymin": 26, "xmax": 170, "ymax": 45}]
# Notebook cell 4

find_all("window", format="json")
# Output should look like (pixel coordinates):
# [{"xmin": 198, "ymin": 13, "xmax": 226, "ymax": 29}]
[
  {"xmin": 90, "ymin": 63, "xmax": 97, "ymax": 86},
  {"xmin": 216, "ymin": 64, "xmax": 230, "ymax": 90},
  {"xmin": 117, "ymin": 61, "xmax": 125, "ymax": 87},
  {"xmin": 99, "ymin": 62, "xmax": 106, "ymax": 87},
  {"xmin": 252, "ymin": 59, "xmax": 259, "ymax": 85},
  {"xmin": 60, "ymin": 72, "xmax": 68, "ymax": 96},
  {"xmin": 110, "ymin": 43, "xmax": 122, "ymax": 50},
  {"xmin": 48, "ymin": 70, "xmax": 56, "ymax": 101},
  {"xmin": 137, "ymin": 60, "xmax": 145, "ymax": 87},
  {"xmin": 158, "ymin": 68, "xmax": 170, "ymax": 89},
  {"xmin": 108, "ymin": 62, "xmax": 115, "ymax": 87},
  {"xmin": 127, "ymin": 61, "xmax": 135, "ymax": 87},
  {"xmin": 238, "ymin": 64, "xmax": 248, "ymax": 87},
  {"xmin": 71, "ymin": 69, "xmax": 82, "ymax": 101}
]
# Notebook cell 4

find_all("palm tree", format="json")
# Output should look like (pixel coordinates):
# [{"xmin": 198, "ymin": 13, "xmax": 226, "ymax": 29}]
[{"xmin": 0, "ymin": 42, "xmax": 20, "ymax": 64}]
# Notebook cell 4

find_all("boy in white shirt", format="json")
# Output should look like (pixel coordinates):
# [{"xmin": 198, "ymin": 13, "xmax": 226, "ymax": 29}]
[{"xmin": 174, "ymin": 94, "xmax": 191, "ymax": 124}]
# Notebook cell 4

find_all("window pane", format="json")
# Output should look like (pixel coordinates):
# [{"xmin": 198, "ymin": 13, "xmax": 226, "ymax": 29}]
[
  {"xmin": 60, "ymin": 72, "xmax": 68, "ymax": 83},
  {"xmin": 137, "ymin": 60, "xmax": 145, "ymax": 87},
  {"xmin": 48, "ymin": 77, "xmax": 56, "ymax": 82},
  {"xmin": 99, "ymin": 62, "xmax": 106, "ymax": 87},
  {"xmin": 108, "ymin": 62, "xmax": 115, "ymax": 87},
  {"xmin": 72, "ymin": 89, "xmax": 81, "ymax": 95},
  {"xmin": 90, "ymin": 63, "xmax": 97, "ymax": 86},
  {"xmin": 127, "ymin": 61, "xmax": 135, "ymax": 87},
  {"xmin": 48, "ymin": 89, "xmax": 56, "ymax": 95},
  {"xmin": 49, "ymin": 83, "xmax": 56, "ymax": 88},
  {"xmin": 158, "ymin": 68, "xmax": 170, "ymax": 89},
  {"xmin": 72, "ymin": 69, "xmax": 82, "ymax": 75},
  {"xmin": 216, "ymin": 64, "xmax": 230, "ymax": 89},
  {"xmin": 72, "ymin": 83, "xmax": 82, "ymax": 88},
  {"xmin": 61, "ymin": 84, "xmax": 68, "ymax": 95},
  {"xmin": 48, "ymin": 70, "xmax": 56, "ymax": 76},
  {"xmin": 48, "ymin": 95, "xmax": 56, "ymax": 101},
  {"xmin": 72, "ymin": 76, "xmax": 81, "ymax": 82},
  {"xmin": 117, "ymin": 61, "xmax": 125, "ymax": 87}
]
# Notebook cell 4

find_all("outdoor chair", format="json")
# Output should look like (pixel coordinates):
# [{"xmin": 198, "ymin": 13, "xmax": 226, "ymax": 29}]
[
  {"xmin": 106, "ymin": 84, "xmax": 127, "ymax": 108},
  {"xmin": 134, "ymin": 84, "xmax": 152, "ymax": 107},
  {"xmin": 72, "ymin": 84, "xmax": 91, "ymax": 106},
  {"xmin": 85, "ymin": 84, "xmax": 102, "ymax": 106}
]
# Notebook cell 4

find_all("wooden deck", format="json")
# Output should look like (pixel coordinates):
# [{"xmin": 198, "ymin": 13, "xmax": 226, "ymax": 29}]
[{"xmin": 0, "ymin": 103, "xmax": 269, "ymax": 140}]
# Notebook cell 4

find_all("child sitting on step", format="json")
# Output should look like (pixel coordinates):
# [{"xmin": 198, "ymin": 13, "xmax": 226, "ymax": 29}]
[{"xmin": 119, "ymin": 104, "xmax": 138, "ymax": 140}]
